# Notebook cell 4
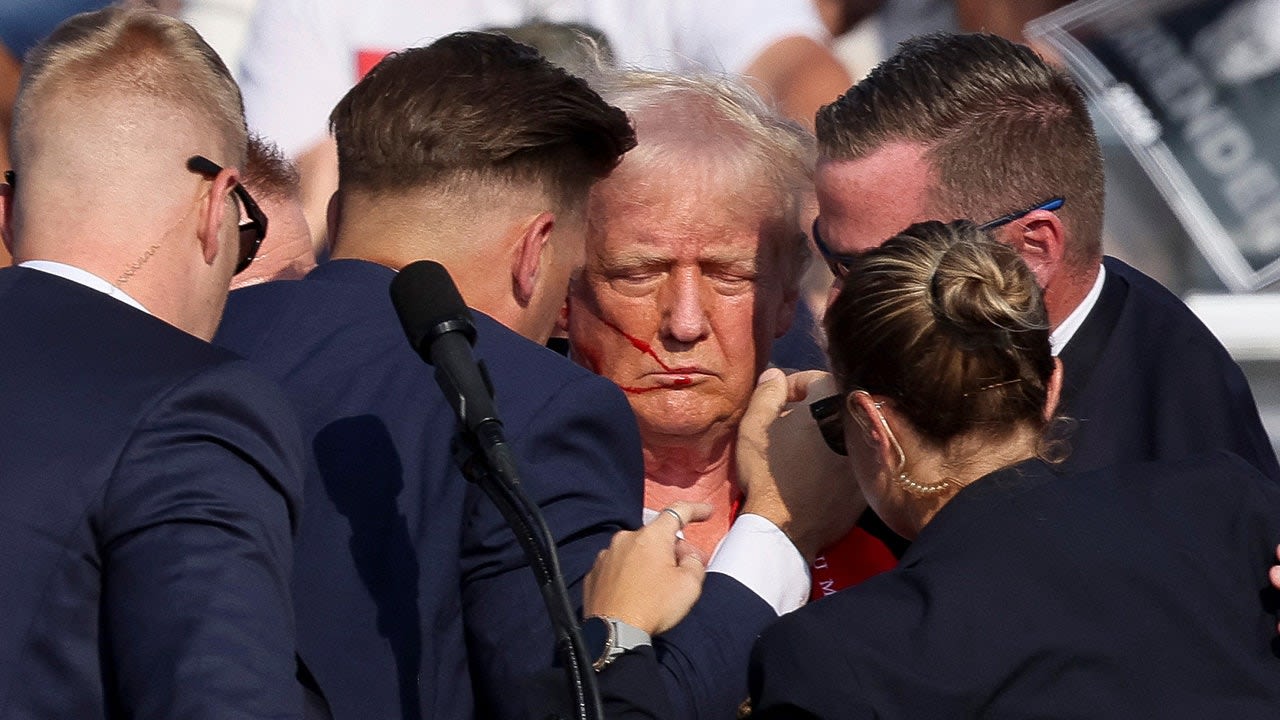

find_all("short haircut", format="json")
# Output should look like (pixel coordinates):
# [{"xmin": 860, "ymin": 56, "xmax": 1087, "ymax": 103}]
[
  {"xmin": 243, "ymin": 133, "xmax": 301, "ymax": 201},
  {"xmin": 825, "ymin": 219, "xmax": 1055, "ymax": 447},
  {"xmin": 596, "ymin": 70, "xmax": 815, "ymax": 291},
  {"xmin": 817, "ymin": 32, "xmax": 1105, "ymax": 270},
  {"xmin": 13, "ymin": 6, "xmax": 246, "ymax": 167},
  {"xmin": 329, "ymin": 31, "xmax": 636, "ymax": 213}
]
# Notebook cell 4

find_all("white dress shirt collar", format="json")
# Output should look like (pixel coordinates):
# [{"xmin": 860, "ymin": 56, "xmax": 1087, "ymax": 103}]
[
  {"xmin": 1050, "ymin": 264, "xmax": 1106, "ymax": 356},
  {"xmin": 19, "ymin": 260, "xmax": 150, "ymax": 314}
]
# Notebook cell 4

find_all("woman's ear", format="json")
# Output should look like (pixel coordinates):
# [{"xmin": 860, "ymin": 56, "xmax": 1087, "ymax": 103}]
[
  {"xmin": 848, "ymin": 391, "xmax": 885, "ymax": 449},
  {"xmin": 850, "ymin": 390, "xmax": 907, "ymax": 475}
]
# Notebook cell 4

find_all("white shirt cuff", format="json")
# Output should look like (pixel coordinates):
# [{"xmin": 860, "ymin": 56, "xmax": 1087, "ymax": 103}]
[{"xmin": 707, "ymin": 513, "xmax": 810, "ymax": 615}]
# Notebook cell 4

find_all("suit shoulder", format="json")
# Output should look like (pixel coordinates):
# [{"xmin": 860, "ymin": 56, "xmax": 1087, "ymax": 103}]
[
  {"xmin": 126, "ymin": 354, "xmax": 306, "ymax": 508},
  {"xmin": 1102, "ymin": 257, "xmax": 1222, "ymax": 342},
  {"xmin": 217, "ymin": 279, "xmax": 311, "ymax": 349},
  {"xmin": 1101, "ymin": 450, "xmax": 1277, "ymax": 497},
  {"xmin": 2, "ymin": 268, "xmax": 249, "ymax": 386}
]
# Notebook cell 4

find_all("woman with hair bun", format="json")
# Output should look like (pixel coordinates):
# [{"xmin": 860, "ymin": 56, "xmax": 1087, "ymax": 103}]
[
  {"xmin": 744, "ymin": 219, "xmax": 1280, "ymax": 717},
  {"xmin": 815, "ymin": 220, "xmax": 1063, "ymax": 539}
]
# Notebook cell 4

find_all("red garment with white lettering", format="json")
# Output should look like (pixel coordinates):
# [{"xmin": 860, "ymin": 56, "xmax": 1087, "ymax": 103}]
[{"xmin": 809, "ymin": 526, "xmax": 898, "ymax": 600}]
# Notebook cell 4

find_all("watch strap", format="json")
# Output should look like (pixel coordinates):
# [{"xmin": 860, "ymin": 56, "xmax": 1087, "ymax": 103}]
[{"xmin": 585, "ymin": 615, "xmax": 652, "ymax": 671}]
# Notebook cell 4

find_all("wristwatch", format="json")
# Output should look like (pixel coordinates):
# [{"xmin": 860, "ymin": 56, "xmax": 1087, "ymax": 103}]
[{"xmin": 580, "ymin": 615, "xmax": 652, "ymax": 671}]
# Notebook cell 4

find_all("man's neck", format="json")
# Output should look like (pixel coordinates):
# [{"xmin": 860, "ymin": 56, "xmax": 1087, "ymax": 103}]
[
  {"xmin": 327, "ymin": 224, "xmax": 416, "ymax": 271},
  {"xmin": 1050, "ymin": 262, "xmax": 1107, "ymax": 355},
  {"xmin": 644, "ymin": 443, "xmax": 731, "ymax": 489},
  {"xmin": 330, "ymin": 214, "xmax": 526, "ymax": 334},
  {"xmin": 1044, "ymin": 259, "xmax": 1102, "ymax": 330},
  {"xmin": 642, "ymin": 432, "xmax": 741, "ymax": 557},
  {"xmin": 641, "ymin": 429, "xmax": 737, "ymax": 501}
]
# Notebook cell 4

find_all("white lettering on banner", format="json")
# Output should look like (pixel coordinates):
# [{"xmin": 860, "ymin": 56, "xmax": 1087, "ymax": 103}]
[
  {"xmin": 1103, "ymin": 84, "xmax": 1162, "ymax": 145},
  {"xmin": 1111, "ymin": 20, "xmax": 1280, "ymax": 256}
]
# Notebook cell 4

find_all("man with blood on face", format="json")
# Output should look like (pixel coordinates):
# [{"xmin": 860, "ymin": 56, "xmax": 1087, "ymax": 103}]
[{"xmin": 566, "ymin": 70, "xmax": 813, "ymax": 556}]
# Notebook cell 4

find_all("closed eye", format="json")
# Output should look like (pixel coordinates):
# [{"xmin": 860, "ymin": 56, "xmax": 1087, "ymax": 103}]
[
  {"xmin": 602, "ymin": 262, "xmax": 668, "ymax": 294},
  {"xmin": 704, "ymin": 262, "xmax": 758, "ymax": 294}
]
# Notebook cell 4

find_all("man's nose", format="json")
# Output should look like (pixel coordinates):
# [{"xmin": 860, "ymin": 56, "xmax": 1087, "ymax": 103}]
[{"xmin": 661, "ymin": 270, "xmax": 711, "ymax": 344}]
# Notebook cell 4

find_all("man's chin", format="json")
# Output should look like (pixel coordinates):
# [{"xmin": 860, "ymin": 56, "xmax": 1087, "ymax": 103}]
[{"xmin": 632, "ymin": 402, "xmax": 743, "ymax": 446}]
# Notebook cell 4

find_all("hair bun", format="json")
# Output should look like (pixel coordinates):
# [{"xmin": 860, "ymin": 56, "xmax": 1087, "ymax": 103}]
[
  {"xmin": 823, "ymin": 219, "xmax": 1054, "ymax": 444},
  {"xmin": 925, "ymin": 223, "xmax": 1043, "ymax": 341}
]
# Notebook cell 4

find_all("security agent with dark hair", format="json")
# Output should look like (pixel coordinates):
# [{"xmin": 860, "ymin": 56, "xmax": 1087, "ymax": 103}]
[
  {"xmin": 811, "ymin": 31, "xmax": 1278, "ymax": 487},
  {"xmin": 216, "ymin": 31, "xmax": 815, "ymax": 720},
  {"xmin": 217, "ymin": 31, "xmax": 634, "ymax": 720},
  {"xmin": 588, "ymin": 220, "xmax": 1280, "ymax": 718}
]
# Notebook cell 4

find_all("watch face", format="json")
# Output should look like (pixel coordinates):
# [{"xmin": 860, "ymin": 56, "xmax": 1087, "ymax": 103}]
[{"xmin": 580, "ymin": 616, "xmax": 611, "ymax": 665}]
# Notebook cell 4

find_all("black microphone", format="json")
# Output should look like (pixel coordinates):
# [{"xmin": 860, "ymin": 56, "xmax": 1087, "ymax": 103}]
[
  {"xmin": 390, "ymin": 260, "xmax": 502, "ymax": 443},
  {"xmin": 389, "ymin": 259, "xmax": 603, "ymax": 720}
]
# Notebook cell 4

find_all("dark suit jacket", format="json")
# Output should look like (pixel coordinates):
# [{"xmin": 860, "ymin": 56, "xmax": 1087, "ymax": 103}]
[
  {"xmin": 0, "ymin": 267, "xmax": 305, "ymax": 719},
  {"xmin": 216, "ymin": 260, "xmax": 772, "ymax": 720},
  {"xmin": 1057, "ymin": 257, "xmax": 1279, "ymax": 480},
  {"xmin": 748, "ymin": 452, "xmax": 1280, "ymax": 719}
]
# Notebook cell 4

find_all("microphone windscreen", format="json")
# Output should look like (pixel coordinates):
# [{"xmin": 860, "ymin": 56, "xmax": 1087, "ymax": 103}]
[{"xmin": 390, "ymin": 260, "xmax": 475, "ymax": 359}]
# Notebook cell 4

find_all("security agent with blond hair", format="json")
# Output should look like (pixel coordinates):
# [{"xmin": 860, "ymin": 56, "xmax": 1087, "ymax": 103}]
[
  {"xmin": 589, "ymin": 220, "xmax": 1280, "ymax": 718},
  {"xmin": 811, "ymin": 32, "xmax": 1279, "ymax": 484},
  {"xmin": 0, "ymin": 7, "xmax": 306, "ymax": 718}
]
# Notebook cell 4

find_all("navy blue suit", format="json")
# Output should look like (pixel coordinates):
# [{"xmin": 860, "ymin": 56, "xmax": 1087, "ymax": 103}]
[
  {"xmin": 749, "ymin": 452, "xmax": 1280, "ymax": 718},
  {"xmin": 1057, "ymin": 257, "xmax": 1279, "ymax": 480},
  {"xmin": 0, "ymin": 267, "xmax": 305, "ymax": 719},
  {"xmin": 216, "ymin": 260, "xmax": 772, "ymax": 719}
]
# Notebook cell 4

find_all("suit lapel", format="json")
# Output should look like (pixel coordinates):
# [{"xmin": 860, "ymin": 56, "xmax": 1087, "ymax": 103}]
[{"xmin": 1056, "ymin": 263, "xmax": 1128, "ymax": 416}]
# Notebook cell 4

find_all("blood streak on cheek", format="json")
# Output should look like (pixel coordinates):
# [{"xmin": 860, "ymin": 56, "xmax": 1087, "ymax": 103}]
[
  {"xmin": 600, "ymin": 318, "xmax": 698, "ymax": 373},
  {"xmin": 595, "ymin": 318, "xmax": 697, "ymax": 394}
]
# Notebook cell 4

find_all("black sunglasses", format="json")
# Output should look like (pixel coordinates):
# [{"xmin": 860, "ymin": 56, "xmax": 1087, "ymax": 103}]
[
  {"xmin": 809, "ymin": 393, "xmax": 847, "ymax": 456},
  {"xmin": 811, "ymin": 218, "xmax": 860, "ymax": 280},
  {"xmin": 812, "ymin": 197, "xmax": 1066, "ymax": 279},
  {"xmin": 186, "ymin": 155, "xmax": 267, "ymax": 275}
]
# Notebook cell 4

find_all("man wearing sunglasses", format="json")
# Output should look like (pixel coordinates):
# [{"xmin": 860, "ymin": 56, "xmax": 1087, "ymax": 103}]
[
  {"xmin": 0, "ymin": 7, "xmax": 307, "ymax": 718},
  {"xmin": 810, "ymin": 32, "xmax": 1279, "ymax": 488}
]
